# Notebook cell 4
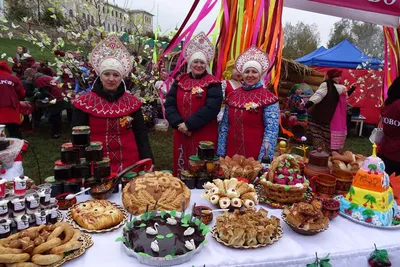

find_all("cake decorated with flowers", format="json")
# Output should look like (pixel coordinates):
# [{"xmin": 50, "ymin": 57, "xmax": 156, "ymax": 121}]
[{"xmin": 339, "ymin": 145, "xmax": 398, "ymax": 226}]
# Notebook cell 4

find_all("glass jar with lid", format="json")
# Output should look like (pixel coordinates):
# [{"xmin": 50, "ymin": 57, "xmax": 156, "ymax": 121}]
[
  {"xmin": 64, "ymin": 178, "xmax": 82, "ymax": 194},
  {"xmin": 0, "ymin": 197, "xmax": 9, "ymax": 219},
  {"xmin": 180, "ymin": 171, "xmax": 195, "ymax": 189},
  {"xmin": 15, "ymin": 214, "xmax": 30, "ymax": 231},
  {"xmin": 54, "ymin": 160, "xmax": 72, "ymax": 181},
  {"xmin": 72, "ymin": 160, "xmax": 90, "ymax": 179},
  {"xmin": 38, "ymin": 184, "xmax": 52, "ymax": 207},
  {"xmin": 11, "ymin": 196, "xmax": 26, "ymax": 216},
  {"xmin": 25, "ymin": 190, "xmax": 39, "ymax": 215},
  {"xmin": 72, "ymin": 126, "xmax": 90, "ymax": 146},
  {"xmin": 0, "ymin": 219, "xmax": 11, "ymax": 238},
  {"xmin": 94, "ymin": 158, "xmax": 111, "ymax": 179},
  {"xmin": 13, "ymin": 176, "xmax": 28, "ymax": 196},
  {"xmin": 61, "ymin": 143, "xmax": 80, "ymax": 164},
  {"xmin": 85, "ymin": 142, "xmax": 103, "ymax": 162},
  {"xmin": 188, "ymin": 156, "xmax": 204, "ymax": 174},
  {"xmin": 48, "ymin": 198, "xmax": 59, "ymax": 224},
  {"xmin": 34, "ymin": 209, "xmax": 47, "ymax": 226}
]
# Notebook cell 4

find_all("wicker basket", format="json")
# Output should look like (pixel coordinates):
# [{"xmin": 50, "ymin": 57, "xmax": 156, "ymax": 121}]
[
  {"xmin": 219, "ymin": 155, "xmax": 262, "ymax": 183},
  {"xmin": 260, "ymin": 154, "xmax": 309, "ymax": 204}
]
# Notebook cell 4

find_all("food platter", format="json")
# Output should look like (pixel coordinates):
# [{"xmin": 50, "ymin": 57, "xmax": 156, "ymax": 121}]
[
  {"xmin": 211, "ymin": 225, "xmax": 283, "ymax": 249},
  {"xmin": 281, "ymin": 213, "xmax": 328, "ymax": 236},
  {"xmin": 66, "ymin": 201, "xmax": 128, "ymax": 233},
  {"xmin": 334, "ymin": 195, "xmax": 400, "ymax": 230},
  {"xmin": 52, "ymin": 233, "xmax": 94, "ymax": 267},
  {"xmin": 255, "ymin": 182, "xmax": 314, "ymax": 209}
]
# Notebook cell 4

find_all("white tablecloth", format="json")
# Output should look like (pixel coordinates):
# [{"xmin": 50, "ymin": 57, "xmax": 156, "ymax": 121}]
[{"xmin": 62, "ymin": 189, "xmax": 400, "ymax": 267}]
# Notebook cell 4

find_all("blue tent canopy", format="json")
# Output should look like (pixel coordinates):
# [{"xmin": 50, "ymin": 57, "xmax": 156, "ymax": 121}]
[
  {"xmin": 295, "ymin": 46, "xmax": 327, "ymax": 66},
  {"xmin": 296, "ymin": 40, "xmax": 383, "ymax": 70}
]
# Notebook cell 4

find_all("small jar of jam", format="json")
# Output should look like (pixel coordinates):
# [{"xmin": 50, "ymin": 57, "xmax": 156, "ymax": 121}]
[
  {"xmin": 11, "ymin": 196, "xmax": 26, "ymax": 216},
  {"xmin": 188, "ymin": 156, "xmax": 204, "ymax": 174},
  {"xmin": 196, "ymin": 173, "xmax": 210, "ymax": 189},
  {"xmin": 38, "ymin": 184, "xmax": 51, "ymax": 207},
  {"xmin": 180, "ymin": 171, "xmax": 195, "ymax": 189},
  {"xmin": 72, "ymin": 126, "xmax": 90, "ymax": 146},
  {"xmin": 54, "ymin": 160, "xmax": 73, "ymax": 181},
  {"xmin": 197, "ymin": 141, "xmax": 215, "ymax": 160},
  {"xmin": 85, "ymin": 142, "xmax": 103, "ymax": 162},
  {"xmin": 48, "ymin": 198, "xmax": 59, "ymax": 224},
  {"xmin": 13, "ymin": 176, "xmax": 28, "ymax": 196},
  {"xmin": 25, "ymin": 190, "xmax": 39, "ymax": 215},
  {"xmin": 94, "ymin": 158, "xmax": 111, "ymax": 180},
  {"xmin": 64, "ymin": 179, "xmax": 82, "ymax": 194},
  {"xmin": 61, "ymin": 143, "xmax": 80, "ymax": 164},
  {"xmin": 16, "ymin": 214, "xmax": 30, "ymax": 231},
  {"xmin": 0, "ymin": 178, "xmax": 7, "ymax": 198},
  {"xmin": 0, "ymin": 197, "xmax": 9, "ymax": 219},
  {"xmin": 35, "ymin": 209, "xmax": 47, "ymax": 226},
  {"xmin": 72, "ymin": 160, "xmax": 90, "ymax": 179},
  {"xmin": 44, "ymin": 176, "xmax": 63, "ymax": 197},
  {"xmin": 0, "ymin": 219, "xmax": 11, "ymax": 238},
  {"xmin": 122, "ymin": 172, "xmax": 137, "ymax": 189}
]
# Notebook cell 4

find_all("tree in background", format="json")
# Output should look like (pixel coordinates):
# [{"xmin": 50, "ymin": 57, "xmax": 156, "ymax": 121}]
[
  {"xmin": 4, "ymin": 0, "xmax": 31, "ymax": 21},
  {"xmin": 283, "ymin": 22, "xmax": 320, "ymax": 60},
  {"xmin": 328, "ymin": 19, "xmax": 384, "ymax": 58},
  {"xmin": 327, "ymin": 19, "xmax": 354, "ymax": 48}
]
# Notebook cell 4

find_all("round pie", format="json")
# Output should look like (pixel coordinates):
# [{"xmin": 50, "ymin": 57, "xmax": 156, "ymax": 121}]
[
  {"xmin": 71, "ymin": 200, "xmax": 124, "ymax": 230},
  {"xmin": 122, "ymin": 171, "xmax": 191, "ymax": 215}
]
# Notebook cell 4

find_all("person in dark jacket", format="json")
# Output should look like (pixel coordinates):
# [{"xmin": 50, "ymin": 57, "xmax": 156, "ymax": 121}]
[
  {"xmin": 0, "ymin": 61, "xmax": 25, "ymax": 139},
  {"xmin": 165, "ymin": 32, "xmax": 223, "ymax": 176},
  {"xmin": 378, "ymin": 76, "xmax": 400, "ymax": 176},
  {"xmin": 35, "ymin": 76, "xmax": 70, "ymax": 139},
  {"xmin": 72, "ymin": 35, "xmax": 153, "ymax": 173}
]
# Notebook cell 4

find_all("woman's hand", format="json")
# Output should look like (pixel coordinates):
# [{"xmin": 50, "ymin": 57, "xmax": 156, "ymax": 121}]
[{"xmin": 178, "ymin": 123, "xmax": 188, "ymax": 133}]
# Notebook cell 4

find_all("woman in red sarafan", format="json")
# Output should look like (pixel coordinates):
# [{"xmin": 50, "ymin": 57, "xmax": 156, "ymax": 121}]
[
  {"xmin": 72, "ymin": 36, "xmax": 153, "ymax": 173},
  {"xmin": 0, "ymin": 61, "xmax": 25, "ymax": 139},
  {"xmin": 217, "ymin": 46, "xmax": 280, "ymax": 161},
  {"xmin": 165, "ymin": 32, "xmax": 223, "ymax": 176}
]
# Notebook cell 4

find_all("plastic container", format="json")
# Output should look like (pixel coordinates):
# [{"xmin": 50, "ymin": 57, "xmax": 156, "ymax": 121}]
[
  {"xmin": 0, "ymin": 178, "xmax": 7, "ymax": 198},
  {"xmin": 11, "ymin": 196, "xmax": 26, "ymax": 216},
  {"xmin": 197, "ymin": 141, "xmax": 215, "ymax": 160},
  {"xmin": 64, "ymin": 179, "xmax": 82, "ymax": 194},
  {"xmin": 60, "ymin": 143, "xmax": 80, "ymax": 164},
  {"xmin": 188, "ymin": 156, "xmax": 204, "ymax": 174},
  {"xmin": 180, "ymin": 171, "xmax": 195, "ymax": 189},
  {"xmin": 94, "ymin": 158, "xmax": 111, "ymax": 179},
  {"xmin": 25, "ymin": 190, "xmax": 39, "ymax": 215},
  {"xmin": 72, "ymin": 126, "xmax": 90, "ymax": 146},
  {"xmin": 0, "ymin": 219, "xmax": 11, "ymax": 238},
  {"xmin": 13, "ymin": 176, "xmax": 28, "ymax": 196},
  {"xmin": 38, "ymin": 184, "xmax": 52, "ymax": 207},
  {"xmin": 34, "ymin": 209, "xmax": 47, "ymax": 226},
  {"xmin": 44, "ymin": 176, "xmax": 63, "ymax": 197},
  {"xmin": 72, "ymin": 160, "xmax": 90, "ymax": 179},
  {"xmin": 15, "ymin": 214, "xmax": 29, "ymax": 231},
  {"xmin": 54, "ymin": 160, "xmax": 73, "ymax": 181},
  {"xmin": 48, "ymin": 198, "xmax": 59, "ymax": 224},
  {"xmin": 0, "ymin": 197, "xmax": 9, "ymax": 219},
  {"xmin": 85, "ymin": 142, "xmax": 103, "ymax": 162}
]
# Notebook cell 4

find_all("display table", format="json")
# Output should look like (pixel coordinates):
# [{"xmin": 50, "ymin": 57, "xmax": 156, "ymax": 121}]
[
  {"xmin": 62, "ymin": 189, "xmax": 400, "ymax": 267},
  {"xmin": 351, "ymin": 115, "xmax": 366, "ymax": 137}
]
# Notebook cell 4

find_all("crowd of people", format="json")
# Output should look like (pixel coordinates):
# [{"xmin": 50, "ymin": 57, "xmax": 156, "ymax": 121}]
[{"xmin": 0, "ymin": 36, "xmax": 399, "ymax": 177}]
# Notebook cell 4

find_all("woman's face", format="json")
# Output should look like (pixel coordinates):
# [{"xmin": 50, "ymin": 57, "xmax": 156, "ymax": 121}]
[
  {"xmin": 332, "ymin": 76, "xmax": 342, "ymax": 84},
  {"xmin": 190, "ymin": 59, "xmax": 206, "ymax": 76},
  {"xmin": 231, "ymin": 69, "xmax": 242, "ymax": 82},
  {"xmin": 17, "ymin": 46, "xmax": 24, "ymax": 54},
  {"xmin": 243, "ymin": 68, "xmax": 261, "ymax": 86},
  {"xmin": 100, "ymin": 70, "xmax": 122, "ymax": 92}
]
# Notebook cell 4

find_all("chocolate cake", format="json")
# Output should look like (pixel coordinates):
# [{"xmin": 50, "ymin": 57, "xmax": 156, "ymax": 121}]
[
  {"xmin": 0, "ymin": 140, "xmax": 10, "ymax": 151},
  {"xmin": 122, "ymin": 211, "xmax": 208, "ymax": 258}
]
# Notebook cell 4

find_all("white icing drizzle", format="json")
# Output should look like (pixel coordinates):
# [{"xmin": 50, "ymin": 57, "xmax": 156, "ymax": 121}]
[
  {"xmin": 166, "ymin": 217, "xmax": 177, "ymax": 225},
  {"xmin": 145, "ymin": 222, "xmax": 159, "ymax": 235},
  {"xmin": 183, "ymin": 227, "xmax": 195, "ymax": 236},
  {"xmin": 184, "ymin": 239, "xmax": 196, "ymax": 251},
  {"xmin": 150, "ymin": 240, "xmax": 159, "ymax": 252}
]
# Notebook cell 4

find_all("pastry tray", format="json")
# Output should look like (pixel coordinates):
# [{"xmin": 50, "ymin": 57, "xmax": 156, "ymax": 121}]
[
  {"xmin": 211, "ymin": 225, "xmax": 283, "ymax": 249},
  {"xmin": 52, "ymin": 232, "xmax": 93, "ymax": 267},
  {"xmin": 281, "ymin": 213, "xmax": 328, "ymax": 235},
  {"xmin": 66, "ymin": 201, "xmax": 128, "ymax": 233},
  {"xmin": 334, "ymin": 195, "xmax": 400, "ymax": 230}
]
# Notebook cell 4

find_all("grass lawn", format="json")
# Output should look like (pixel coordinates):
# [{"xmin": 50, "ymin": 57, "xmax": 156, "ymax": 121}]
[{"xmin": 21, "ymin": 118, "xmax": 371, "ymax": 185}]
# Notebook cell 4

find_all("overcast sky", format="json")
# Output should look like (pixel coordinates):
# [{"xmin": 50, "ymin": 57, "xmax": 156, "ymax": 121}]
[{"xmin": 113, "ymin": 0, "xmax": 341, "ymax": 47}]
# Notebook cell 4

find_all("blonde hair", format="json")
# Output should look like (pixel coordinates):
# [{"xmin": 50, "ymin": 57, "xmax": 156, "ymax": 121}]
[{"xmin": 222, "ymin": 60, "xmax": 236, "ymax": 80}]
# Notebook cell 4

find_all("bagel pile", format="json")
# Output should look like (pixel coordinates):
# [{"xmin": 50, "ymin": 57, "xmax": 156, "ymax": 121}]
[{"xmin": 0, "ymin": 222, "xmax": 82, "ymax": 266}]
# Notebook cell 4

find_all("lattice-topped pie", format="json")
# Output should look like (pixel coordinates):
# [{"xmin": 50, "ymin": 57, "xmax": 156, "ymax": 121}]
[
  {"xmin": 71, "ymin": 200, "xmax": 124, "ymax": 230},
  {"xmin": 122, "ymin": 172, "xmax": 191, "ymax": 215}
]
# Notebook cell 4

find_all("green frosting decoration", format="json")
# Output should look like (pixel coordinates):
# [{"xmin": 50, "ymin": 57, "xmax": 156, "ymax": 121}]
[{"xmin": 284, "ymin": 186, "xmax": 291, "ymax": 191}]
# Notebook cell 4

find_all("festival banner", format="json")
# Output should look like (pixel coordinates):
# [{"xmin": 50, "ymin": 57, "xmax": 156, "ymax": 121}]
[{"xmin": 308, "ymin": 0, "xmax": 400, "ymax": 16}]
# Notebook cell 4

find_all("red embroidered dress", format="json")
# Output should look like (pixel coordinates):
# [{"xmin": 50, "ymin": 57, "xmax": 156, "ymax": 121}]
[
  {"xmin": 73, "ymin": 91, "xmax": 142, "ymax": 173},
  {"xmin": 222, "ymin": 86, "xmax": 278, "ymax": 159},
  {"xmin": 165, "ymin": 73, "xmax": 222, "ymax": 175}
]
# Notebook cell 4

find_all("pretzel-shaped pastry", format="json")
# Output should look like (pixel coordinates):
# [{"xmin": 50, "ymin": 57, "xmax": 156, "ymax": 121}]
[{"xmin": 31, "ymin": 254, "xmax": 63, "ymax": 265}]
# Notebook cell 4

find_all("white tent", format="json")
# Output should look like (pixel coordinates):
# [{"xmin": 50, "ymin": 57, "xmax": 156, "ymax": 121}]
[{"xmin": 284, "ymin": 0, "xmax": 400, "ymax": 27}]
